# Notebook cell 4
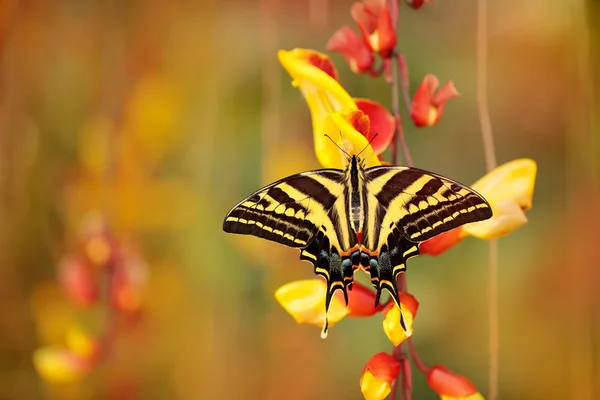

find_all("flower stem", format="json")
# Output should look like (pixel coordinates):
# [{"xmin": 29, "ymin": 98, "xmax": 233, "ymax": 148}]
[
  {"xmin": 397, "ymin": 54, "xmax": 413, "ymax": 116},
  {"xmin": 390, "ymin": 54, "xmax": 413, "ymax": 167},
  {"xmin": 476, "ymin": 0, "xmax": 499, "ymax": 399},
  {"xmin": 407, "ymin": 337, "xmax": 430, "ymax": 375}
]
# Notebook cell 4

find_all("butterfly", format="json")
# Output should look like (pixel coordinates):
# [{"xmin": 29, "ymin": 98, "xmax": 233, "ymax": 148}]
[{"xmin": 223, "ymin": 153, "xmax": 492, "ymax": 336}]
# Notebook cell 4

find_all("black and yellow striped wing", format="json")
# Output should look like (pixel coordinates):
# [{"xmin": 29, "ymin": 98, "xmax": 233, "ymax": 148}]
[
  {"xmin": 364, "ymin": 166, "xmax": 492, "ymax": 246},
  {"xmin": 223, "ymin": 169, "xmax": 345, "ymax": 248}
]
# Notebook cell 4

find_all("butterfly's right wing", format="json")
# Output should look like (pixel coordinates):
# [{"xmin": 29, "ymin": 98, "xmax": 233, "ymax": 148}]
[{"xmin": 223, "ymin": 169, "xmax": 345, "ymax": 248}]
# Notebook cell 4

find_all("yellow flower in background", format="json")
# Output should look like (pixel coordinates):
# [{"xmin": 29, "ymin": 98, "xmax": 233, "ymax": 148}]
[
  {"xmin": 275, "ymin": 280, "xmax": 349, "ymax": 326},
  {"xmin": 33, "ymin": 346, "xmax": 90, "ymax": 383},
  {"xmin": 33, "ymin": 324, "xmax": 99, "ymax": 384},
  {"xmin": 279, "ymin": 48, "xmax": 394, "ymax": 169},
  {"xmin": 462, "ymin": 158, "xmax": 537, "ymax": 239},
  {"xmin": 65, "ymin": 324, "xmax": 99, "ymax": 360}
]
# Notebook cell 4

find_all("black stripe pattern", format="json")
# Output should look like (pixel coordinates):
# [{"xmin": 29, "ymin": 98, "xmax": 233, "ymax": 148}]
[{"xmin": 223, "ymin": 170, "xmax": 344, "ymax": 248}]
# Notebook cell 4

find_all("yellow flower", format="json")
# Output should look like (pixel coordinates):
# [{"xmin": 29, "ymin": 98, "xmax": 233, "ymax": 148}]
[
  {"xmin": 381, "ymin": 292, "xmax": 419, "ymax": 346},
  {"xmin": 462, "ymin": 159, "xmax": 537, "ymax": 239},
  {"xmin": 65, "ymin": 324, "xmax": 99, "ymax": 359},
  {"xmin": 33, "ymin": 346, "xmax": 90, "ymax": 383},
  {"xmin": 274, "ymin": 279, "xmax": 349, "ymax": 327},
  {"xmin": 278, "ymin": 48, "xmax": 381, "ymax": 169}
]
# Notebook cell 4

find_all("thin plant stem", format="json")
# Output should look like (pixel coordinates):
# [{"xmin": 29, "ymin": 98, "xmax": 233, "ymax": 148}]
[
  {"xmin": 391, "ymin": 55, "xmax": 413, "ymax": 167},
  {"xmin": 476, "ymin": 0, "xmax": 497, "ymax": 171},
  {"xmin": 397, "ymin": 54, "xmax": 413, "ymax": 115},
  {"xmin": 487, "ymin": 238, "xmax": 499, "ymax": 400},
  {"xmin": 476, "ymin": 1, "xmax": 499, "ymax": 399},
  {"xmin": 407, "ymin": 337, "xmax": 430, "ymax": 375}
]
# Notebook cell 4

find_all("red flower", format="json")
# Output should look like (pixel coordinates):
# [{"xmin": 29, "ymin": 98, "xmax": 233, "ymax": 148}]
[
  {"xmin": 351, "ymin": 0, "xmax": 397, "ymax": 58},
  {"xmin": 335, "ymin": 282, "xmax": 382, "ymax": 317},
  {"xmin": 58, "ymin": 255, "xmax": 98, "ymax": 307},
  {"xmin": 360, "ymin": 352, "xmax": 401, "ymax": 400},
  {"xmin": 406, "ymin": 0, "xmax": 434, "ymax": 10},
  {"xmin": 327, "ymin": 26, "xmax": 375, "ymax": 74},
  {"xmin": 410, "ymin": 74, "xmax": 459, "ymax": 127},
  {"xmin": 427, "ymin": 365, "xmax": 483, "ymax": 399}
]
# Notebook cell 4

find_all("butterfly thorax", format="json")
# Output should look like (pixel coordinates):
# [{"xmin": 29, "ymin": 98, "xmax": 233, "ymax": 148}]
[{"xmin": 344, "ymin": 155, "xmax": 367, "ymax": 244}]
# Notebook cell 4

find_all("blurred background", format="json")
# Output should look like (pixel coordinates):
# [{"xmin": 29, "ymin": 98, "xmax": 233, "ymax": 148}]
[{"xmin": 0, "ymin": 0, "xmax": 598, "ymax": 399}]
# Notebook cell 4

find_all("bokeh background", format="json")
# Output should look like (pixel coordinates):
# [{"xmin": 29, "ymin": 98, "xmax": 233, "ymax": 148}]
[{"xmin": 0, "ymin": 0, "xmax": 598, "ymax": 399}]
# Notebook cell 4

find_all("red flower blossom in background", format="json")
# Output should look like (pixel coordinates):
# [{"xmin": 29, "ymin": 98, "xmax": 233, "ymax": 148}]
[
  {"xmin": 410, "ymin": 74, "xmax": 459, "ymax": 127},
  {"xmin": 406, "ymin": 0, "xmax": 434, "ymax": 10},
  {"xmin": 360, "ymin": 352, "xmax": 401, "ymax": 400},
  {"xmin": 351, "ymin": 0, "xmax": 397, "ymax": 58},
  {"xmin": 327, "ymin": 26, "xmax": 375, "ymax": 74},
  {"xmin": 58, "ymin": 255, "xmax": 98, "ymax": 307}
]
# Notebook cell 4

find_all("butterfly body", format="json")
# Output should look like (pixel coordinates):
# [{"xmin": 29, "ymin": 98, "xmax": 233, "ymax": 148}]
[{"xmin": 223, "ymin": 155, "xmax": 492, "ymax": 335}]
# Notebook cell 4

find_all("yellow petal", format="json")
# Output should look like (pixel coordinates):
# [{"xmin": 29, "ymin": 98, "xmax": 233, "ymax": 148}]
[
  {"xmin": 360, "ymin": 370, "xmax": 391, "ymax": 400},
  {"xmin": 462, "ymin": 199, "xmax": 528, "ymax": 239},
  {"xmin": 274, "ymin": 279, "xmax": 349, "ymax": 327},
  {"xmin": 65, "ymin": 325, "xmax": 98, "ymax": 359},
  {"xmin": 382, "ymin": 304, "xmax": 414, "ymax": 346},
  {"xmin": 462, "ymin": 159, "xmax": 536, "ymax": 239},
  {"xmin": 279, "ymin": 49, "xmax": 366, "ymax": 168},
  {"xmin": 33, "ymin": 346, "xmax": 89, "ymax": 383},
  {"xmin": 471, "ymin": 159, "xmax": 537, "ymax": 210},
  {"xmin": 322, "ymin": 112, "xmax": 380, "ymax": 168}
]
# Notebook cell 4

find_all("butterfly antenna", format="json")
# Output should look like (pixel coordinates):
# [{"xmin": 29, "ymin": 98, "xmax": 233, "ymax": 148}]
[
  {"xmin": 357, "ymin": 133, "xmax": 379, "ymax": 157},
  {"xmin": 324, "ymin": 134, "xmax": 350, "ymax": 157}
]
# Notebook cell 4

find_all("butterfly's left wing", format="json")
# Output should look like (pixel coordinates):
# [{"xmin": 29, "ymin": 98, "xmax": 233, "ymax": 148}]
[
  {"xmin": 223, "ymin": 169, "xmax": 346, "ymax": 248},
  {"xmin": 362, "ymin": 165, "xmax": 492, "ymax": 310}
]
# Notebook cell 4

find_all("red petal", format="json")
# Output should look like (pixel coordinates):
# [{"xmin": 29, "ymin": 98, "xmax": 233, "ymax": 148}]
[
  {"xmin": 419, "ymin": 227, "xmax": 463, "ymax": 256},
  {"xmin": 410, "ymin": 74, "xmax": 439, "ymax": 127},
  {"xmin": 335, "ymin": 282, "xmax": 380, "ymax": 317},
  {"xmin": 351, "ymin": 1, "xmax": 380, "ymax": 35},
  {"xmin": 430, "ymin": 80, "xmax": 459, "ymax": 123},
  {"xmin": 58, "ymin": 255, "xmax": 99, "ymax": 307},
  {"xmin": 326, "ymin": 26, "xmax": 375, "ymax": 74},
  {"xmin": 304, "ymin": 53, "xmax": 339, "ymax": 81},
  {"xmin": 345, "ymin": 110, "xmax": 371, "ymax": 138},
  {"xmin": 364, "ymin": 352, "xmax": 401, "ymax": 384},
  {"xmin": 399, "ymin": 291, "xmax": 419, "ymax": 317},
  {"xmin": 381, "ymin": 291, "xmax": 419, "ymax": 317},
  {"xmin": 355, "ymin": 98, "xmax": 394, "ymax": 154},
  {"xmin": 376, "ymin": 6, "xmax": 396, "ymax": 56},
  {"xmin": 427, "ymin": 365, "xmax": 478, "ymax": 397}
]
